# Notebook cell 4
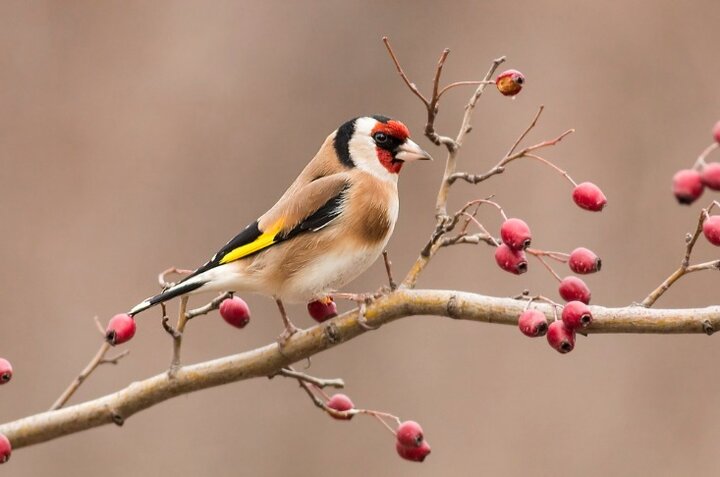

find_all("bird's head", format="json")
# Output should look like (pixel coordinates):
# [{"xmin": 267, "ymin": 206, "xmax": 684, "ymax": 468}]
[{"xmin": 334, "ymin": 115, "xmax": 432, "ymax": 180}]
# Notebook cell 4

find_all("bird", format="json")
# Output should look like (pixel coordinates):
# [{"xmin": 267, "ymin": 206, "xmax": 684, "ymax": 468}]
[{"xmin": 128, "ymin": 115, "xmax": 431, "ymax": 343}]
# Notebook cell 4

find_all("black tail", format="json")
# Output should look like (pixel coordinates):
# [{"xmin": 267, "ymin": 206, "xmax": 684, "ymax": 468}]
[{"xmin": 128, "ymin": 280, "xmax": 206, "ymax": 316}]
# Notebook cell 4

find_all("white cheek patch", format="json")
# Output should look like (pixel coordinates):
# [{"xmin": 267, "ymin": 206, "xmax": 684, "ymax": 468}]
[{"xmin": 349, "ymin": 117, "xmax": 398, "ymax": 183}]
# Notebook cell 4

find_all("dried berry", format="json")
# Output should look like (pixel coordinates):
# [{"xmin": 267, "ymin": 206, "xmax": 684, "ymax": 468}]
[{"xmin": 495, "ymin": 69, "xmax": 525, "ymax": 96}]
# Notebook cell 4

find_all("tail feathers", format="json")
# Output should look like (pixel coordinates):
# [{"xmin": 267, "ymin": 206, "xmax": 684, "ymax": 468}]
[{"xmin": 129, "ymin": 280, "xmax": 206, "ymax": 316}]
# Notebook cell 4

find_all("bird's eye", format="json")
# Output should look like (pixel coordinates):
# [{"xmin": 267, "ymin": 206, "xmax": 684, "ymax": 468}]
[
  {"xmin": 514, "ymin": 75, "xmax": 525, "ymax": 85},
  {"xmin": 374, "ymin": 132, "xmax": 388, "ymax": 144}
]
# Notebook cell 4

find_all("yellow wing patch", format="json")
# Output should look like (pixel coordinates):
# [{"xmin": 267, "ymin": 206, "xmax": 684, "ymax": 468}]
[{"xmin": 219, "ymin": 220, "xmax": 284, "ymax": 264}]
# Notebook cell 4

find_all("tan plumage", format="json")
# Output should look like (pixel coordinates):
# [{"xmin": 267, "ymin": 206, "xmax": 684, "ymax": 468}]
[{"xmin": 129, "ymin": 116, "xmax": 431, "ymax": 334}]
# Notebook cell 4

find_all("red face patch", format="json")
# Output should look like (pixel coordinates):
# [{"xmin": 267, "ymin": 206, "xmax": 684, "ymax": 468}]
[
  {"xmin": 372, "ymin": 119, "xmax": 410, "ymax": 174},
  {"xmin": 376, "ymin": 148, "xmax": 403, "ymax": 174},
  {"xmin": 371, "ymin": 120, "xmax": 410, "ymax": 141}
]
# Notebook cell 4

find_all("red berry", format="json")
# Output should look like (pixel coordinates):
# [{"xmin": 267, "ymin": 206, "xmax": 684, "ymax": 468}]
[
  {"xmin": 703, "ymin": 215, "xmax": 720, "ymax": 246},
  {"xmin": 219, "ymin": 297, "xmax": 251, "ymax": 328},
  {"xmin": 558, "ymin": 276, "xmax": 591, "ymax": 304},
  {"xmin": 572, "ymin": 182, "xmax": 607, "ymax": 211},
  {"xmin": 0, "ymin": 433, "xmax": 10, "ymax": 464},
  {"xmin": 701, "ymin": 163, "xmax": 720, "ymax": 190},
  {"xmin": 327, "ymin": 393, "xmax": 354, "ymax": 420},
  {"xmin": 672, "ymin": 169, "xmax": 704, "ymax": 205},
  {"xmin": 562, "ymin": 301, "xmax": 593, "ymax": 330},
  {"xmin": 495, "ymin": 69, "xmax": 525, "ymax": 96},
  {"xmin": 547, "ymin": 321, "xmax": 576, "ymax": 354},
  {"xmin": 396, "ymin": 421, "xmax": 424, "ymax": 447},
  {"xmin": 568, "ymin": 247, "xmax": 601, "ymax": 274},
  {"xmin": 713, "ymin": 120, "xmax": 720, "ymax": 144},
  {"xmin": 500, "ymin": 218, "xmax": 532, "ymax": 250},
  {"xmin": 518, "ymin": 309, "xmax": 548, "ymax": 337},
  {"xmin": 494, "ymin": 244, "xmax": 528, "ymax": 274},
  {"xmin": 0, "ymin": 358, "xmax": 12, "ymax": 384},
  {"xmin": 396, "ymin": 440, "xmax": 432, "ymax": 462},
  {"xmin": 105, "ymin": 313, "xmax": 136, "ymax": 345},
  {"xmin": 307, "ymin": 297, "xmax": 338, "ymax": 323}
]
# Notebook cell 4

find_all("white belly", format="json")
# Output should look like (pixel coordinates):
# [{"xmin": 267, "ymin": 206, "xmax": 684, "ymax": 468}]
[{"xmin": 278, "ymin": 242, "xmax": 387, "ymax": 302}]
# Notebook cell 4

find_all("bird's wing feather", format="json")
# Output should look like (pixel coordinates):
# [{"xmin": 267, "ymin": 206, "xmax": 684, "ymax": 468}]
[{"xmin": 180, "ymin": 173, "xmax": 350, "ymax": 282}]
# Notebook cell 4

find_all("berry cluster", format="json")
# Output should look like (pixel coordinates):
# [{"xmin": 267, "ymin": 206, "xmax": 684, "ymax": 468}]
[
  {"xmin": 518, "ymin": 299, "xmax": 593, "ymax": 354},
  {"xmin": 324, "ymin": 392, "xmax": 430, "ymax": 462},
  {"xmin": 672, "ymin": 120, "xmax": 720, "ymax": 205},
  {"xmin": 493, "ymin": 215, "xmax": 601, "ymax": 306},
  {"xmin": 0, "ymin": 358, "xmax": 12, "ymax": 463},
  {"xmin": 481, "ymin": 190, "xmax": 603, "ymax": 353}
]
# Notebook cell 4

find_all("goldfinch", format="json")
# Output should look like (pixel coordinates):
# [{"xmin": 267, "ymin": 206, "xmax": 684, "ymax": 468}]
[{"xmin": 129, "ymin": 115, "xmax": 431, "ymax": 340}]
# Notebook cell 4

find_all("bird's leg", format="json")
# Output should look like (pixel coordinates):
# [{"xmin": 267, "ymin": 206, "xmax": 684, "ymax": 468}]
[
  {"xmin": 332, "ymin": 292, "xmax": 379, "ymax": 331},
  {"xmin": 275, "ymin": 298, "xmax": 299, "ymax": 347}
]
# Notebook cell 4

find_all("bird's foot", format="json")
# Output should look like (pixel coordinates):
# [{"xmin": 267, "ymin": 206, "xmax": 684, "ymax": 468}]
[
  {"xmin": 276, "ymin": 322, "xmax": 300, "ymax": 348},
  {"xmin": 332, "ymin": 292, "xmax": 380, "ymax": 331}
]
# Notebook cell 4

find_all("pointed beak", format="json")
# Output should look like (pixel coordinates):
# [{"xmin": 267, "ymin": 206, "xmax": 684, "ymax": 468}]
[{"xmin": 395, "ymin": 139, "xmax": 433, "ymax": 162}]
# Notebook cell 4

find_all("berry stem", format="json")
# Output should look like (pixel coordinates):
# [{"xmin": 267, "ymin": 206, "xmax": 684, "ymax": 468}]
[
  {"xmin": 437, "ymin": 80, "xmax": 496, "ymax": 98},
  {"xmin": 461, "ymin": 212, "xmax": 500, "ymax": 246},
  {"xmin": 526, "ymin": 248, "xmax": 570, "ymax": 263},
  {"xmin": 523, "ymin": 153, "xmax": 578, "ymax": 187},
  {"xmin": 185, "ymin": 292, "xmax": 233, "ymax": 321},
  {"xmin": 528, "ymin": 251, "xmax": 563, "ymax": 282},
  {"xmin": 693, "ymin": 142, "xmax": 720, "ymax": 169},
  {"xmin": 641, "ymin": 203, "xmax": 718, "ymax": 307}
]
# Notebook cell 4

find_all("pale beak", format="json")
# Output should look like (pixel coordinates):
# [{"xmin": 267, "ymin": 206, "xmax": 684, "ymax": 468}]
[{"xmin": 395, "ymin": 139, "xmax": 433, "ymax": 162}]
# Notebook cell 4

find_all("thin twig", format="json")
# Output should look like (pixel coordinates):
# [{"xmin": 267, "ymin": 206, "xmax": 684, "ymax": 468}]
[
  {"xmin": 186, "ymin": 292, "xmax": 232, "ymax": 320},
  {"xmin": 168, "ymin": 296, "xmax": 189, "ymax": 376},
  {"xmin": 382, "ymin": 37, "xmax": 429, "ymax": 107},
  {"xmin": 158, "ymin": 267, "xmax": 192, "ymax": 289},
  {"xmin": 276, "ymin": 367, "xmax": 345, "ymax": 389},
  {"xmin": 641, "ymin": 202, "xmax": 719, "ymax": 307},
  {"xmin": 449, "ymin": 128, "xmax": 575, "ymax": 185},
  {"xmin": 49, "ymin": 341, "xmax": 129, "ymax": 411},
  {"xmin": 437, "ymin": 80, "xmax": 495, "ymax": 99},
  {"xmin": 382, "ymin": 251, "xmax": 397, "ymax": 291}
]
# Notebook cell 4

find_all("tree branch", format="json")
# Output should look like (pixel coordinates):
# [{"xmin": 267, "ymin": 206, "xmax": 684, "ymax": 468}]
[{"xmin": 2, "ymin": 288, "xmax": 718, "ymax": 450}]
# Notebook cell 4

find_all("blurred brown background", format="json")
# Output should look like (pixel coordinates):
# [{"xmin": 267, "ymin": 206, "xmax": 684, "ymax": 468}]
[{"xmin": 1, "ymin": 1, "xmax": 720, "ymax": 475}]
